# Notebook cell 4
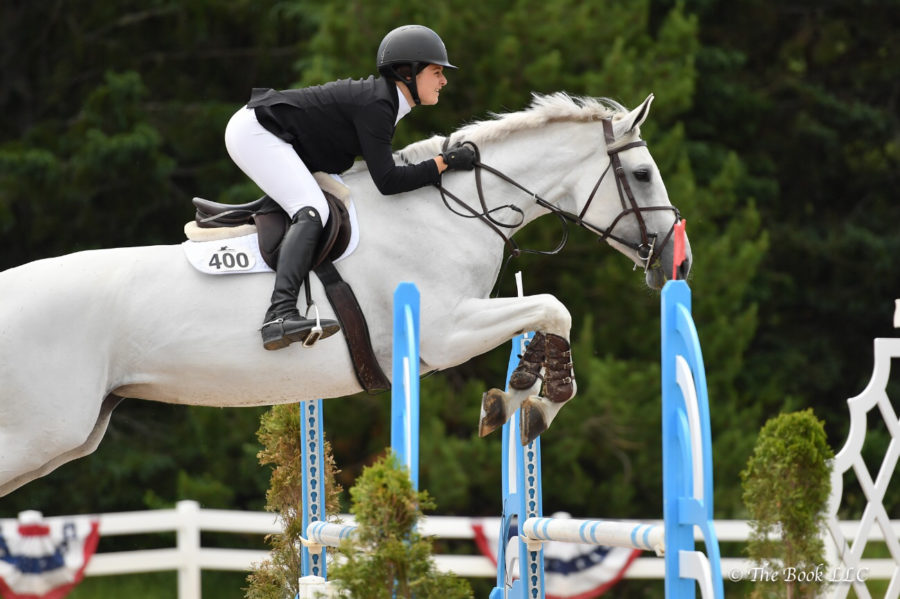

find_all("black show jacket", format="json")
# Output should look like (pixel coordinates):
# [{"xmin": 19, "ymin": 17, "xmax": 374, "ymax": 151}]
[{"xmin": 247, "ymin": 76, "xmax": 440, "ymax": 195}]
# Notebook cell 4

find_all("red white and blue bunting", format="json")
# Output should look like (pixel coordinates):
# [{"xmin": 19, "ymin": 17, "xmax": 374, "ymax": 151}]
[
  {"xmin": 0, "ymin": 511, "xmax": 99, "ymax": 599},
  {"xmin": 472, "ymin": 514, "xmax": 639, "ymax": 599}
]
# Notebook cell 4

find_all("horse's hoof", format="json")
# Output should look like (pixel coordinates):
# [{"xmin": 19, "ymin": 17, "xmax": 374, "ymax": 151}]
[
  {"xmin": 519, "ymin": 397, "xmax": 548, "ymax": 445},
  {"xmin": 479, "ymin": 388, "xmax": 510, "ymax": 437}
]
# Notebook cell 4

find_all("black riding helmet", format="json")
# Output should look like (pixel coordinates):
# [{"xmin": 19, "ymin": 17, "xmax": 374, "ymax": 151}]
[{"xmin": 377, "ymin": 25, "xmax": 457, "ymax": 105}]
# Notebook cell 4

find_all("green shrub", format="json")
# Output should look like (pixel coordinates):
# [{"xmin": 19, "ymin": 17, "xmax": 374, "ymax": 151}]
[
  {"xmin": 329, "ymin": 454, "xmax": 472, "ymax": 599},
  {"xmin": 245, "ymin": 406, "xmax": 470, "ymax": 599},
  {"xmin": 741, "ymin": 409, "xmax": 834, "ymax": 598}
]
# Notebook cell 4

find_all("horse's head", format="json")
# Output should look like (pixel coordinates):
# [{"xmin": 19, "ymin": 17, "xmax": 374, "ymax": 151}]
[
  {"xmin": 395, "ymin": 92, "xmax": 690, "ymax": 289},
  {"xmin": 563, "ymin": 94, "xmax": 690, "ymax": 289}
]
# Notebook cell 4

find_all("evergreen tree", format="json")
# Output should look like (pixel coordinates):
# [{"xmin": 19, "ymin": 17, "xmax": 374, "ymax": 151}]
[
  {"xmin": 329, "ymin": 454, "xmax": 472, "ymax": 599},
  {"xmin": 742, "ymin": 409, "xmax": 834, "ymax": 599},
  {"xmin": 677, "ymin": 0, "xmax": 900, "ymax": 425}
]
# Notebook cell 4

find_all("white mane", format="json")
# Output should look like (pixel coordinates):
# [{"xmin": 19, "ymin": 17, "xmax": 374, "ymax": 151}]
[{"xmin": 392, "ymin": 93, "xmax": 629, "ymax": 165}]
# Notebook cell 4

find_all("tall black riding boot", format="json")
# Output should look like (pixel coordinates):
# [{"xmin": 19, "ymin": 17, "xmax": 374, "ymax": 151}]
[{"xmin": 261, "ymin": 207, "xmax": 340, "ymax": 350}]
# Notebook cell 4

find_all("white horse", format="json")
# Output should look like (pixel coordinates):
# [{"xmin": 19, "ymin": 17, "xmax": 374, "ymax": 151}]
[{"xmin": 0, "ymin": 93, "xmax": 690, "ymax": 496}]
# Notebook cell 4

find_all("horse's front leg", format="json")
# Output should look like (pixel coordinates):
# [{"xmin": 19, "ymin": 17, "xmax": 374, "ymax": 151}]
[
  {"xmin": 422, "ymin": 295, "xmax": 576, "ymax": 445},
  {"xmin": 480, "ymin": 330, "xmax": 577, "ymax": 444}
]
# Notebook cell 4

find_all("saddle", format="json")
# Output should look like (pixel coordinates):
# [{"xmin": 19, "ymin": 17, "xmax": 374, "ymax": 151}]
[
  {"xmin": 190, "ymin": 175, "xmax": 390, "ymax": 393},
  {"xmin": 193, "ymin": 191, "xmax": 351, "ymax": 272}
]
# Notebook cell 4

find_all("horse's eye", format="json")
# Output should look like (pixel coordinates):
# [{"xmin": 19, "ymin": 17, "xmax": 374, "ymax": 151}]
[{"xmin": 634, "ymin": 169, "xmax": 651, "ymax": 182}]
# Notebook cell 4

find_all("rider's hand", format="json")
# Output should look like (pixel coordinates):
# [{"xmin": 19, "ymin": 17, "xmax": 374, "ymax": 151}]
[{"xmin": 440, "ymin": 144, "xmax": 476, "ymax": 171}]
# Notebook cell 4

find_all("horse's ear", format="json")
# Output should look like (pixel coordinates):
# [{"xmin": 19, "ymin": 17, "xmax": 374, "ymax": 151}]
[{"xmin": 614, "ymin": 94, "xmax": 654, "ymax": 138}]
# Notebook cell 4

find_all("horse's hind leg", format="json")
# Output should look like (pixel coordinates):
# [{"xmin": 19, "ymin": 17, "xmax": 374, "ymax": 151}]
[{"xmin": 0, "ymin": 394, "xmax": 124, "ymax": 496}]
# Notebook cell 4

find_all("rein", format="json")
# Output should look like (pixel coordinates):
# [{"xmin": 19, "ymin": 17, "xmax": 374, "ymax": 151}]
[
  {"xmin": 433, "ymin": 117, "xmax": 681, "ymax": 275},
  {"xmin": 435, "ymin": 137, "xmax": 568, "ymax": 260}
]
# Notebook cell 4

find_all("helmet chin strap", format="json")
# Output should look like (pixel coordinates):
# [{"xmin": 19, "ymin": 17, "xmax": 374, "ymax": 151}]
[
  {"xmin": 387, "ymin": 62, "xmax": 422, "ymax": 105},
  {"xmin": 406, "ymin": 78, "xmax": 421, "ymax": 106}
]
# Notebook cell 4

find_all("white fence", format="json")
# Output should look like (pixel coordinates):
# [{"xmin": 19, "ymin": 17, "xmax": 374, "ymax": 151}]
[{"xmin": 4, "ymin": 500, "xmax": 891, "ymax": 599}]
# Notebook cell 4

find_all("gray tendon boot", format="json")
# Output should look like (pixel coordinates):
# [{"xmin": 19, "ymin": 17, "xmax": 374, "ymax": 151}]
[{"xmin": 261, "ymin": 207, "xmax": 340, "ymax": 350}]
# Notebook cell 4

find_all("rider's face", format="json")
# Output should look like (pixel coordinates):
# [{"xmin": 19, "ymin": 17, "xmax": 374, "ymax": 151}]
[{"xmin": 416, "ymin": 65, "xmax": 447, "ymax": 106}]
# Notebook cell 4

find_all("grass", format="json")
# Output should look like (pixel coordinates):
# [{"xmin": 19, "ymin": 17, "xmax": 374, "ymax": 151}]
[{"xmin": 68, "ymin": 571, "xmax": 250, "ymax": 599}]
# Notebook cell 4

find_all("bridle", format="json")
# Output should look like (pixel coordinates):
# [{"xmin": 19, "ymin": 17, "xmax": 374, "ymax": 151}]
[{"xmin": 433, "ymin": 116, "xmax": 682, "ymax": 273}]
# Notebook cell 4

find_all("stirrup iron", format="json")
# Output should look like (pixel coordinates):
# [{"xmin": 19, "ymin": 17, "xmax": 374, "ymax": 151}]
[
  {"xmin": 302, "ymin": 304, "xmax": 324, "ymax": 347},
  {"xmin": 301, "ymin": 274, "xmax": 323, "ymax": 347}
]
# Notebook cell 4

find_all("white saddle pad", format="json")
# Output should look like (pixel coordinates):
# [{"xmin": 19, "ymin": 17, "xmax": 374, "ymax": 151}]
[{"xmin": 181, "ymin": 198, "xmax": 360, "ymax": 275}]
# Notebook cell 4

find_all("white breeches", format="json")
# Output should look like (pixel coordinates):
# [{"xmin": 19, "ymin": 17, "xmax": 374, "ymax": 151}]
[{"xmin": 224, "ymin": 106, "xmax": 330, "ymax": 224}]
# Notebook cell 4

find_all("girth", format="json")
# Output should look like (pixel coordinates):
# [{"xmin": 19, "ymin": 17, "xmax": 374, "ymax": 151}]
[{"xmin": 191, "ymin": 192, "xmax": 390, "ymax": 394}]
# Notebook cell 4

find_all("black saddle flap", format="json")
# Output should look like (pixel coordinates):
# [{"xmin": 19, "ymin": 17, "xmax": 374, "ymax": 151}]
[
  {"xmin": 193, "ymin": 195, "xmax": 282, "ymax": 228},
  {"xmin": 192, "ymin": 192, "xmax": 352, "ymax": 271}
]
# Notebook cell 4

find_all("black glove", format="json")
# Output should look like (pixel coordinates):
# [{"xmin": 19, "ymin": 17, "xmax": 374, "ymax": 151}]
[{"xmin": 441, "ymin": 143, "xmax": 476, "ymax": 171}]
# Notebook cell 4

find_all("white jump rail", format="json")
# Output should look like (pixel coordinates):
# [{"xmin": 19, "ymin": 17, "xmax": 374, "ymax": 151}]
[{"xmin": 521, "ymin": 518, "xmax": 666, "ymax": 556}]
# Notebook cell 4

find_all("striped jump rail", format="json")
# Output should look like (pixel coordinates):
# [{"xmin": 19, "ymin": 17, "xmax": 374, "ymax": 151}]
[{"xmin": 521, "ymin": 517, "xmax": 666, "ymax": 556}]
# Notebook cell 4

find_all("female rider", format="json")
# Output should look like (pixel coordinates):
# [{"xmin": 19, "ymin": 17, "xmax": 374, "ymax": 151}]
[{"xmin": 225, "ymin": 25, "xmax": 475, "ymax": 350}]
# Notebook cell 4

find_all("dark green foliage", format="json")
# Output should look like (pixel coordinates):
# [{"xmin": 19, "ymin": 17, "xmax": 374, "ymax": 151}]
[
  {"xmin": 680, "ymin": 0, "xmax": 900, "ymax": 428},
  {"xmin": 1, "ymin": 402, "xmax": 270, "ymax": 518},
  {"xmin": 741, "ymin": 409, "xmax": 834, "ymax": 598}
]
